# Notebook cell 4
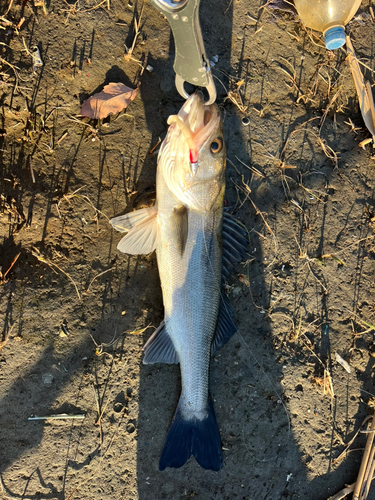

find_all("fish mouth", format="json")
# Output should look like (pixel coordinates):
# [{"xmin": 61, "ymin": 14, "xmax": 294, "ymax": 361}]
[
  {"xmin": 177, "ymin": 92, "xmax": 220, "ymax": 150},
  {"xmin": 167, "ymin": 92, "xmax": 221, "ymax": 175}
]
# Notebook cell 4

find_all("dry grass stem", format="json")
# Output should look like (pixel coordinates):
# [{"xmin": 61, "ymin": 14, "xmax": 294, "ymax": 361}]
[
  {"xmin": 234, "ymin": 155, "xmax": 265, "ymax": 178},
  {"xmin": 89, "ymin": 331, "xmax": 118, "ymax": 357},
  {"xmin": 317, "ymin": 135, "xmax": 339, "ymax": 168},
  {"xmin": 247, "ymin": 196, "xmax": 277, "ymax": 267},
  {"xmin": 333, "ymin": 416, "xmax": 373, "ymax": 466},
  {"xmin": 327, "ymin": 235, "xmax": 375, "ymax": 259},
  {"xmin": 352, "ymin": 414, "xmax": 375, "ymax": 499},
  {"xmin": 0, "ymin": 252, "xmax": 20, "ymax": 284},
  {"xmin": 0, "ymin": 323, "xmax": 15, "ymax": 351},
  {"xmin": 248, "ymin": 197, "xmax": 272, "ymax": 235},
  {"xmin": 294, "ymin": 237, "xmax": 328, "ymax": 293},
  {"xmin": 276, "ymin": 57, "xmax": 311, "ymax": 104},
  {"xmin": 149, "ymin": 137, "xmax": 161, "ymax": 154},
  {"xmin": 224, "ymin": 78, "xmax": 247, "ymax": 113},
  {"xmin": 320, "ymin": 89, "xmax": 341, "ymax": 128},
  {"xmin": 84, "ymin": 267, "xmax": 115, "ymax": 293},
  {"xmin": 124, "ymin": 4, "xmax": 145, "ymax": 63},
  {"xmin": 280, "ymin": 117, "xmax": 320, "ymax": 162},
  {"xmin": 227, "ymin": 158, "xmax": 241, "ymax": 175},
  {"xmin": 58, "ymin": 186, "xmax": 110, "ymax": 223},
  {"xmin": 31, "ymin": 247, "xmax": 81, "ymax": 300},
  {"xmin": 92, "ymin": 383, "xmax": 109, "ymax": 431},
  {"xmin": 126, "ymin": 323, "xmax": 153, "ymax": 336},
  {"xmin": 344, "ymin": 309, "xmax": 375, "ymax": 336}
]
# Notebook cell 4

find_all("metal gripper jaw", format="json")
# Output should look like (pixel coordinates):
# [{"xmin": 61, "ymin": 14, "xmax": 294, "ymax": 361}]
[{"xmin": 148, "ymin": 0, "xmax": 217, "ymax": 105}]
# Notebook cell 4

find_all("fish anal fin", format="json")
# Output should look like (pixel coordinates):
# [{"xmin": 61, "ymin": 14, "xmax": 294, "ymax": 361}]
[
  {"xmin": 159, "ymin": 396, "xmax": 223, "ymax": 471},
  {"xmin": 143, "ymin": 321, "xmax": 179, "ymax": 364},
  {"xmin": 172, "ymin": 205, "xmax": 188, "ymax": 257},
  {"xmin": 211, "ymin": 293, "xmax": 237, "ymax": 355}
]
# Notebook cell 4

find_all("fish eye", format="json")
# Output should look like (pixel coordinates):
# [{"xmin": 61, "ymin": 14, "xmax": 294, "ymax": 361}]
[{"xmin": 210, "ymin": 138, "xmax": 223, "ymax": 154}]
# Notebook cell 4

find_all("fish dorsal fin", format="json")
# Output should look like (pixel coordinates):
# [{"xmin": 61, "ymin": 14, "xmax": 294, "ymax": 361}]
[
  {"xmin": 222, "ymin": 211, "xmax": 249, "ymax": 280},
  {"xmin": 211, "ymin": 293, "xmax": 237, "ymax": 355},
  {"xmin": 143, "ymin": 321, "xmax": 179, "ymax": 364},
  {"xmin": 172, "ymin": 205, "xmax": 188, "ymax": 256},
  {"xmin": 110, "ymin": 206, "xmax": 158, "ymax": 255}
]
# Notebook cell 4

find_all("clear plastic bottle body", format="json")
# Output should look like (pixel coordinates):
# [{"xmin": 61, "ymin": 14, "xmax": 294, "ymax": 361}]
[{"xmin": 294, "ymin": 0, "xmax": 363, "ymax": 49}]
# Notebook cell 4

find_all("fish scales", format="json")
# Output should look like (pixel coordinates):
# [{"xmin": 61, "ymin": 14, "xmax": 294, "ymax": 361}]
[
  {"xmin": 110, "ymin": 92, "xmax": 248, "ymax": 471},
  {"xmin": 156, "ymin": 103, "xmax": 224, "ymax": 422},
  {"xmin": 157, "ymin": 205, "xmax": 222, "ymax": 417}
]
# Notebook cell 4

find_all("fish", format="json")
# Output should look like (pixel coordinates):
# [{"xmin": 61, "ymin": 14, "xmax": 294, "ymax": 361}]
[{"xmin": 110, "ymin": 92, "xmax": 248, "ymax": 471}]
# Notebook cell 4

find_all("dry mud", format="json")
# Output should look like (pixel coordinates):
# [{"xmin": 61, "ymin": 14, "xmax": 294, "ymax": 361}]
[{"xmin": 1, "ymin": 0, "xmax": 375, "ymax": 499}]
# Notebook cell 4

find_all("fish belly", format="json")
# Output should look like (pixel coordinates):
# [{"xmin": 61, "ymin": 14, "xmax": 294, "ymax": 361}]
[{"xmin": 156, "ymin": 200, "xmax": 222, "ymax": 418}]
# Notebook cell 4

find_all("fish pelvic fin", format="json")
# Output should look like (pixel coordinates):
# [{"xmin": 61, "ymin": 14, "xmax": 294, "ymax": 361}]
[
  {"xmin": 110, "ymin": 206, "xmax": 157, "ymax": 232},
  {"xmin": 110, "ymin": 206, "xmax": 158, "ymax": 255},
  {"xmin": 159, "ymin": 396, "xmax": 223, "ymax": 471},
  {"xmin": 171, "ymin": 205, "xmax": 188, "ymax": 257}
]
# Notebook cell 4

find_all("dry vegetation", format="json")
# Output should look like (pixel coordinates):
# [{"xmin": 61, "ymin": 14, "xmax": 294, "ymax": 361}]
[{"xmin": 1, "ymin": 0, "xmax": 375, "ymax": 499}]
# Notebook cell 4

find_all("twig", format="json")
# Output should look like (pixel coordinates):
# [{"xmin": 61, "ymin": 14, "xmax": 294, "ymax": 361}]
[
  {"xmin": 58, "ymin": 186, "xmax": 110, "ymax": 222},
  {"xmin": 124, "ymin": 3, "xmax": 145, "ymax": 60},
  {"xmin": 126, "ymin": 323, "xmax": 153, "ymax": 335},
  {"xmin": 31, "ymin": 247, "xmax": 81, "ymax": 300},
  {"xmin": 325, "ymin": 235, "xmax": 375, "ymax": 258},
  {"xmin": 353, "ymin": 414, "xmax": 375, "ymax": 499},
  {"xmin": 84, "ymin": 267, "xmax": 115, "ymax": 293},
  {"xmin": 329, "ymin": 482, "xmax": 357, "ymax": 500},
  {"xmin": 28, "ymin": 414, "xmax": 86, "ymax": 420},
  {"xmin": 234, "ymin": 155, "xmax": 265, "ymax": 178},
  {"xmin": 280, "ymin": 117, "xmax": 320, "ymax": 162},
  {"xmin": 149, "ymin": 138, "xmax": 161, "ymax": 154},
  {"xmin": 333, "ymin": 416, "xmax": 373, "ymax": 465},
  {"xmin": 0, "ymin": 324, "xmax": 15, "ymax": 351},
  {"xmin": 29, "ymin": 155, "xmax": 35, "ymax": 183},
  {"xmin": 1, "ymin": 252, "xmax": 21, "ymax": 284}
]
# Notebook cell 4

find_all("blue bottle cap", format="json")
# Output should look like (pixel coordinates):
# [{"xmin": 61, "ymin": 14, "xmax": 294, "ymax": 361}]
[{"xmin": 324, "ymin": 26, "xmax": 346, "ymax": 50}]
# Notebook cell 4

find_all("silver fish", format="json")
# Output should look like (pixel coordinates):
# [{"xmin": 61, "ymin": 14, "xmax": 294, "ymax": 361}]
[{"xmin": 111, "ymin": 93, "xmax": 248, "ymax": 470}]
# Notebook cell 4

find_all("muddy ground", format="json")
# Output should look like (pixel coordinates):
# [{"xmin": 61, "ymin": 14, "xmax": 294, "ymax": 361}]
[{"xmin": 1, "ymin": 0, "xmax": 375, "ymax": 499}]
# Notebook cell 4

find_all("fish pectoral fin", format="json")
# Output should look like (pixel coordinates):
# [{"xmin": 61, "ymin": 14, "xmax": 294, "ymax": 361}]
[
  {"xmin": 222, "ymin": 211, "xmax": 249, "ymax": 280},
  {"xmin": 110, "ymin": 206, "xmax": 157, "ymax": 233},
  {"xmin": 211, "ymin": 293, "xmax": 237, "ymax": 355},
  {"xmin": 171, "ymin": 205, "xmax": 188, "ymax": 257},
  {"xmin": 114, "ymin": 208, "xmax": 158, "ymax": 255},
  {"xmin": 143, "ymin": 321, "xmax": 179, "ymax": 364}
]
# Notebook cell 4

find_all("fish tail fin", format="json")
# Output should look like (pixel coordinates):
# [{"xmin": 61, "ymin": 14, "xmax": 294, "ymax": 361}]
[{"xmin": 159, "ymin": 396, "xmax": 223, "ymax": 471}]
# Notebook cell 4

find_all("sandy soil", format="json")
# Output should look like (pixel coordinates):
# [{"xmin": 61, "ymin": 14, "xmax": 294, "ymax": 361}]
[{"xmin": 1, "ymin": 0, "xmax": 375, "ymax": 499}]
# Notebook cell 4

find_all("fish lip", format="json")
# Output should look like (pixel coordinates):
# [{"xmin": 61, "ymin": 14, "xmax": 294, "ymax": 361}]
[{"xmin": 178, "ymin": 93, "xmax": 221, "ymax": 151}]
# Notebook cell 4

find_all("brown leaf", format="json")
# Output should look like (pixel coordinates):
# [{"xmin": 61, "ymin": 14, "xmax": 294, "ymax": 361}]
[{"xmin": 80, "ymin": 82, "xmax": 137, "ymax": 119}]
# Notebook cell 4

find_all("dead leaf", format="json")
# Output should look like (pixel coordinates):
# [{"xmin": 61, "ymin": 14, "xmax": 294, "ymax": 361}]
[
  {"xmin": 346, "ymin": 35, "xmax": 375, "ymax": 143},
  {"xmin": 80, "ymin": 82, "xmax": 137, "ymax": 119}
]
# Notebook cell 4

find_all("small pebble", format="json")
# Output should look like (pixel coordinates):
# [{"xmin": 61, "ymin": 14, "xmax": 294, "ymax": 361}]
[{"xmin": 42, "ymin": 373, "xmax": 53, "ymax": 386}]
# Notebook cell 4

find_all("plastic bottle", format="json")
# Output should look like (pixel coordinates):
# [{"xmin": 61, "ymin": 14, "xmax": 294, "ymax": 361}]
[{"xmin": 293, "ymin": 0, "xmax": 363, "ymax": 50}]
